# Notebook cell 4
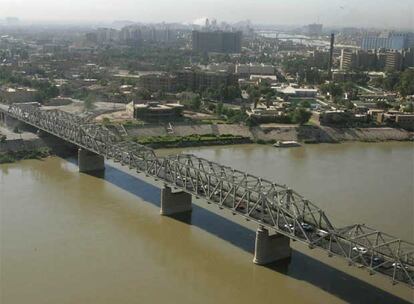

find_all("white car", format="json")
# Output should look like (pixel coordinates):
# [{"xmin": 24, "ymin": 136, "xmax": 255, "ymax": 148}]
[
  {"xmin": 392, "ymin": 262, "xmax": 408, "ymax": 270},
  {"xmin": 316, "ymin": 229, "xmax": 329, "ymax": 238},
  {"xmin": 352, "ymin": 246, "xmax": 368, "ymax": 254},
  {"xmin": 284, "ymin": 223, "xmax": 295, "ymax": 232}
]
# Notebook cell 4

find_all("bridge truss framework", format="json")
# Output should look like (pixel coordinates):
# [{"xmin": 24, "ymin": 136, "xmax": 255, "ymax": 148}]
[{"xmin": 5, "ymin": 103, "xmax": 414, "ymax": 288}]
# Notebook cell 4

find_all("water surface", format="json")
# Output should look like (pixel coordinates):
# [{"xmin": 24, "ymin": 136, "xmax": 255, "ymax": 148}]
[{"xmin": 1, "ymin": 142, "xmax": 413, "ymax": 303}]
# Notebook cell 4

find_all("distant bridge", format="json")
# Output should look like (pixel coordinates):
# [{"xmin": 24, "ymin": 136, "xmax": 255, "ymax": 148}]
[
  {"xmin": 1, "ymin": 103, "xmax": 413, "ymax": 288},
  {"xmin": 257, "ymin": 32, "xmax": 327, "ymax": 42}
]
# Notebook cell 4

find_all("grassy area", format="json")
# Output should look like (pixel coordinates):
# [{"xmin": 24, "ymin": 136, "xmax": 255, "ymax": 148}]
[
  {"xmin": 0, "ymin": 148, "xmax": 51, "ymax": 164},
  {"xmin": 133, "ymin": 134, "xmax": 251, "ymax": 148}
]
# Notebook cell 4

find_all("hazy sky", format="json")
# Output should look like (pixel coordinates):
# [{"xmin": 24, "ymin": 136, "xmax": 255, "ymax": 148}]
[{"xmin": 0, "ymin": 0, "xmax": 412, "ymax": 29}]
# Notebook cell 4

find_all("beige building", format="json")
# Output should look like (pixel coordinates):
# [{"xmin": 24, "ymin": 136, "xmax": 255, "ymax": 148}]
[{"xmin": 126, "ymin": 101, "xmax": 184, "ymax": 120}]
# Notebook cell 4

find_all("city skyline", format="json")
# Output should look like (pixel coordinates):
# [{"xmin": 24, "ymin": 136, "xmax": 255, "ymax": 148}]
[{"xmin": 0, "ymin": 0, "xmax": 413, "ymax": 29}]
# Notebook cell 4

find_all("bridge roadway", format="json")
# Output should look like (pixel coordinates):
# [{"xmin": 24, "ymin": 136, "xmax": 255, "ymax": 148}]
[{"xmin": 1, "ymin": 103, "xmax": 413, "ymax": 288}]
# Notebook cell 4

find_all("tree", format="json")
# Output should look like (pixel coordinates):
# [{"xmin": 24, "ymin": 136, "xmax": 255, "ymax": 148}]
[
  {"xmin": 300, "ymin": 100, "xmax": 311, "ymax": 108},
  {"xmin": 291, "ymin": 108, "xmax": 312, "ymax": 125},
  {"xmin": 84, "ymin": 94, "xmax": 96, "ymax": 111},
  {"xmin": 383, "ymin": 73, "xmax": 400, "ymax": 91},
  {"xmin": 190, "ymin": 95, "xmax": 202, "ymax": 111},
  {"xmin": 215, "ymin": 101, "xmax": 224, "ymax": 116},
  {"xmin": 396, "ymin": 69, "xmax": 414, "ymax": 97},
  {"xmin": 136, "ymin": 89, "xmax": 151, "ymax": 100},
  {"xmin": 102, "ymin": 117, "xmax": 111, "ymax": 125},
  {"xmin": 304, "ymin": 68, "xmax": 323, "ymax": 85},
  {"xmin": 403, "ymin": 102, "xmax": 414, "ymax": 113},
  {"xmin": 320, "ymin": 82, "xmax": 344, "ymax": 102}
]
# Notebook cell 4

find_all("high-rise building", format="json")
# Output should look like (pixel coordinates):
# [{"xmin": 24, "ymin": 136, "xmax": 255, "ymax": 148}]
[
  {"xmin": 307, "ymin": 24, "xmax": 323, "ymax": 36},
  {"xmin": 361, "ymin": 32, "xmax": 414, "ymax": 50},
  {"xmin": 340, "ymin": 49, "xmax": 383, "ymax": 71},
  {"xmin": 403, "ymin": 48, "xmax": 414, "ymax": 69},
  {"xmin": 192, "ymin": 31, "xmax": 242, "ymax": 53},
  {"xmin": 340, "ymin": 49, "xmax": 358, "ymax": 70},
  {"xmin": 385, "ymin": 51, "xmax": 403, "ymax": 71},
  {"xmin": 96, "ymin": 28, "xmax": 119, "ymax": 43},
  {"xmin": 357, "ymin": 50, "xmax": 377, "ymax": 70}
]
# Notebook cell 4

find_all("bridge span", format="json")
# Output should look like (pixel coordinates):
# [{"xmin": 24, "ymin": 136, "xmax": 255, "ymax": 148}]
[{"xmin": 1, "ymin": 103, "xmax": 413, "ymax": 288}]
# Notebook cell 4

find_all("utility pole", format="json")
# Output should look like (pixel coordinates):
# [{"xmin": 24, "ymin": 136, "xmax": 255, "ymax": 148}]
[{"xmin": 328, "ymin": 33, "xmax": 335, "ymax": 80}]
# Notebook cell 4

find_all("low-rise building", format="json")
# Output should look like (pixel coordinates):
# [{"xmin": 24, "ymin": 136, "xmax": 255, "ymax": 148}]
[
  {"xmin": 0, "ymin": 86, "xmax": 38, "ymax": 104},
  {"xmin": 138, "ymin": 73, "xmax": 177, "ymax": 92},
  {"xmin": 235, "ymin": 64, "xmax": 275, "ymax": 78},
  {"xmin": 126, "ymin": 101, "xmax": 184, "ymax": 120},
  {"xmin": 246, "ymin": 104, "xmax": 290, "ymax": 123},
  {"xmin": 319, "ymin": 110, "xmax": 354, "ymax": 125},
  {"xmin": 395, "ymin": 114, "xmax": 414, "ymax": 130},
  {"xmin": 277, "ymin": 86, "xmax": 318, "ymax": 98},
  {"xmin": 378, "ymin": 111, "xmax": 414, "ymax": 130},
  {"xmin": 249, "ymin": 75, "xmax": 278, "ymax": 85},
  {"xmin": 368, "ymin": 109, "xmax": 385, "ymax": 121}
]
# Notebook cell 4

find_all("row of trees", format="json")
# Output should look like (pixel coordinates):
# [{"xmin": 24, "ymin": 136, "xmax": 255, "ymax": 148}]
[
  {"xmin": 202, "ymin": 85, "xmax": 241, "ymax": 101},
  {"xmin": 373, "ymin": 70, "xmax": 414, "ymax": 97}
]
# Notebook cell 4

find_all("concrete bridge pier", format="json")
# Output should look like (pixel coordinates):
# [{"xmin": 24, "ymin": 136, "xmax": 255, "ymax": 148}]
[
  {"xmin": 36, "ymin": 129, "xmax": 52, "ymax": 138},
  {"xmin": 78, "ymin": 148, "xmax": 105, "ymax": 173},
  {"xmin": 160, "ymin": 186, "xmax": 192, "ymax": 216},
  {"xmin": 2, "ymin": 114, "xmax": 20, "ymax": 130},
  {"xmin": 253, "ymin": 227, "xmax": 291, "ymax": 265},
  {"xmin": 0, "ymin": 111, "xmax": 6, "ymax": 125}
]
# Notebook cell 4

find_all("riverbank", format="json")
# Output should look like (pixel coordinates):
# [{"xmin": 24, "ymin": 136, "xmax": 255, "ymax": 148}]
[
  {"xmin": 123, "ymin": 123, "xmax": 413, "ymax": 146},
  {"xmin": 133, "ymin": 134, "xmax": 251, "ymax": 149},
  {"xmin": 0, "ymin": 147, "xmax": 51, "ymax": 164},
  {"xmin": 0, "ymin": 125, "xmax": 75, "ymax": 163}
]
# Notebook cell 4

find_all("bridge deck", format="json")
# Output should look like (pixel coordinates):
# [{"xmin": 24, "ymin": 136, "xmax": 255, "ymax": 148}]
[{"xmin": 3, "ymin": 103, "xmax": 413, "ymax": 288}]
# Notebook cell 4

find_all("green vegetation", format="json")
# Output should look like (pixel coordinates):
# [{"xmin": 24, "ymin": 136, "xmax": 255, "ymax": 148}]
[
  {"xmin": 190, "ymin": 95, "xmax": 202, "ymax": 111},
  {"xmin": 396, "ymin": 70, "xmax": 414, "ymax": 97},
  {"xmin": 373, "ymin": 70, "xmax": 414, "ymax": 97},
  {"xmin": 291, "ymin": 108, "xmax": 312, "ymax": 125},
  {"xmin": 102, "ymin": 117, "xmax": 111, "ymax": 125},
  {"xmin": 83, "ymin": 94, "xmax": 96, "ymax": 111},
  {"xmin": 320, "ymin": 82, "xmax": 344, "ymax": 101},
  {"xmin": 202, "ymin": 85, "xmax": 241, "ymax": 101},
  {"xmin": 0, "ymin": 148, "xmax": 51, "ymax": 164},
  {"xmin": 0, "ymin": 67, "xmax": 59, "ymax": 103},
  {"xmin": 214, "ymin": 103, "xmax": 249, "ymax": 124},
  {"xmin": 133, "ymin": 134, "xmax": 250, "ymax": 148}
]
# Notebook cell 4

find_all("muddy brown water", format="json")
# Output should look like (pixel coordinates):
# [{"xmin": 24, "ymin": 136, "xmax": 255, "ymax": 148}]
[{"xmin": 1, "ymin": 142, "xmax": 413, "ymax": 303}]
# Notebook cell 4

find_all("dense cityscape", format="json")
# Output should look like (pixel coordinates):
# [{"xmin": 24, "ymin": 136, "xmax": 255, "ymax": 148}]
[
  {"xmin": 0, "ymin": 18, "xmax": 413, "ymax": 151},
  {"xmin": 0, "ymin": 3, "xmax": 413, "ymax": 304}
]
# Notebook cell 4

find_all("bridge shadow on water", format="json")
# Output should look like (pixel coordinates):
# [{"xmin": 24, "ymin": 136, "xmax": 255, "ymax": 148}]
[{"xmin": 83, "ymin": 161, "xmax": 410, "ymax": 304}]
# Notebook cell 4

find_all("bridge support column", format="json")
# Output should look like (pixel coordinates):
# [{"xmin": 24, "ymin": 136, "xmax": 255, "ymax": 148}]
[
  {"xmin": 3, "ymin": 115, "xmax": 20, "ymax": 129},
  {"xmin": 36, "ymin": 129, "xmax": 51, "ymax": 138},
  {"xmin": 78, "ymin": 148, "xmax": 105, "ymax": 173},
  {"xmin": 160, "ymin": 186, "xmax": 192, "ymax": 216},
  {"xmin": 0, "ymin": 111, "xmax": 5, "ymax": 125},
  {"xmin": 253, "ymin": 227, "xmax": 291, "ymax": 265}
]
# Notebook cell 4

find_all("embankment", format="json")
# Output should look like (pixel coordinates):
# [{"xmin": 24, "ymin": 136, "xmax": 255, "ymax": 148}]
[{"xmin": 124, "ymin": 123, "xmax": 413, "ymax": 145}]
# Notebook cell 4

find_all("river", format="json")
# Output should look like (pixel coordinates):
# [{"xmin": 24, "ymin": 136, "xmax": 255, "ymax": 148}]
[{"xmin": 1, "ymin": 142, "xmax": 413, "ymax": 304}]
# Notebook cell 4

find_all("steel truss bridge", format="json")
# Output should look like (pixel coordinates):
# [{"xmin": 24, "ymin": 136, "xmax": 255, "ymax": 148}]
[{"xmin": 4, "ymin": 103, "xmax": 414, "ymax": 288}]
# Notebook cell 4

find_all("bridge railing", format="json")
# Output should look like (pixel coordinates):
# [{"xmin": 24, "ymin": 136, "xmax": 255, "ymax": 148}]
[{"xmin": 5, "ymin": 103, "xmax": 414, "ymax": 287}]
